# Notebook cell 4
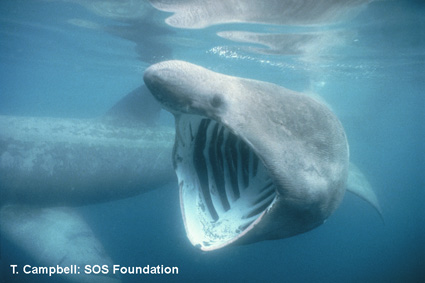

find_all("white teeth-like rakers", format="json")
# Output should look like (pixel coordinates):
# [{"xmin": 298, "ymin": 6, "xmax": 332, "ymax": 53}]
[{"xmin": 175, "ymin": 116, "xmax": 276, "ymax": 247}]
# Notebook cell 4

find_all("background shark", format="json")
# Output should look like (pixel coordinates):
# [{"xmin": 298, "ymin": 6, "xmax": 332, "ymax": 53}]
[
  {"xmin": 0, "ymin": 85, "xmax": 175, "ymax": 282},
  {"xmin": 0, "ymin": 85, "xmax": 174, "ymax": 206}
]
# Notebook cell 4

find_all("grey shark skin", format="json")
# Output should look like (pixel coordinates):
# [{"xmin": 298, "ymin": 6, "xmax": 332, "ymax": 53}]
[
  {"xmin": 144, "ymin": 60, "xmax": 380, "ymax": 251},
  {"xmin": 0, "ymin": 88, "xmax": 174, "ymax": 207},
  {"xmin": 1, "ymin": 205, "xmax": 121, "ymax": 283},
  {"xmin": 0, "ymin": 86, "xmax": 174, "ymax": 282}
]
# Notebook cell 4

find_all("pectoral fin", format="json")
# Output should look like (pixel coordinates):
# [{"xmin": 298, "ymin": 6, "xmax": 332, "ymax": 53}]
[{"xmin": 346, "ymin": 163, "xmax": 384, "ymax": 221}]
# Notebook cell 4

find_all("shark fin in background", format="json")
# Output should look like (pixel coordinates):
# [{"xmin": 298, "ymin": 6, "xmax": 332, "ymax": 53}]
[
  {"xmin": 0, "ymin": 205, "xmax": 121, "ymax": 283},
  {"xmin": 346, "ymin": 163, "xmax": 384, "ymax": 221},
  {"xmin": 104, "ymin": 84, "xmax": 162, "ymax": 126}
]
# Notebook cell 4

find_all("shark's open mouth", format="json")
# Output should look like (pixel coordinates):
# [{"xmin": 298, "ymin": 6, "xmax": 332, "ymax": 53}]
[{"xmin": 174, "ymin": 115, "xmax": 277, "ymax": 250}]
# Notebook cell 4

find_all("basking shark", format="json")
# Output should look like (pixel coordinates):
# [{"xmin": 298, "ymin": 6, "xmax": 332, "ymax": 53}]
[
  {"xmin": 0, "ymin": 85, "xmax": 175, "ymax": 282},
  {"xmin": 0, "ymin": 85, "xmax": 174, "ymax": 207},
  {"xmin": 144, "ymin": 60, "xmax": 382, "ymax": 251}
]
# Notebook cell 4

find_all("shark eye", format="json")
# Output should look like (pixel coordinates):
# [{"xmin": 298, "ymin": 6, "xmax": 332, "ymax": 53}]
[{"xmin": 210, "ymin": 95, "xmax": 223, "ymax": 108}]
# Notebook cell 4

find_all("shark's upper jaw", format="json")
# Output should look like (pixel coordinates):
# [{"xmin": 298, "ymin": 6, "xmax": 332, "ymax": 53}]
[{"xmin": 174, "ymin": 114, "xmax": 277, "ymax": 250}]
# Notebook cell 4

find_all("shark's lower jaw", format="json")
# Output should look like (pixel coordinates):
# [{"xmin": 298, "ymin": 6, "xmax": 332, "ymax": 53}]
[{"xmin": 174, "ymin": 115, "xmax": 277, "ymax": 251}]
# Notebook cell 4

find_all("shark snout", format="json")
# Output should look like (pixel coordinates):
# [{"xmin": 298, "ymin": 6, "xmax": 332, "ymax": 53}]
[
  {"xmin": 144, "ymin": 60, "xmax": 227, "ymax": 117},
  {"xmin": 143, "ymin": 62, "xmax": 185, "ymax": 112}
]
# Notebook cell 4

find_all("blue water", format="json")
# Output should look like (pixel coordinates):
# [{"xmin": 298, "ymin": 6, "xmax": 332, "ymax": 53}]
[{"xmin": 1, "ymin": 0, "xmax": 424, "ymax": 282}]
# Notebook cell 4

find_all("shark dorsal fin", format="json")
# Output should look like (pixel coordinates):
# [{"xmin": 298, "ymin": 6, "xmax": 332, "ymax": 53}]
[
  {"xmin": 347, "ymin": 162, "xmax": 384, "ymax": 222},
  {"xmin": 104, "ymin": 85, "xmax": 161, "ymax": 126}
]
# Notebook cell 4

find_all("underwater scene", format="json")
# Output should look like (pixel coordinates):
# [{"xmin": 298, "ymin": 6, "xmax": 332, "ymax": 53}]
[{"xmin": 0, "ymin": 0, "xmax": 424, "ymax": 282}]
